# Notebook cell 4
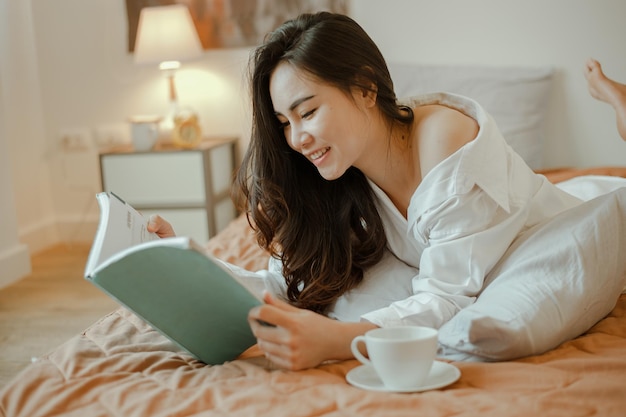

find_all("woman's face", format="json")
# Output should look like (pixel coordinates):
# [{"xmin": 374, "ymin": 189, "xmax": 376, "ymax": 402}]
[{"xmin": 269, "ymin": 61, "xmax": 375, "ymax": 181}]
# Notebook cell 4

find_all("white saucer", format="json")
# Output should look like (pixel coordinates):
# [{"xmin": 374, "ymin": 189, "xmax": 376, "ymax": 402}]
[{"xmin": 346, "ymin": 361, "xmax": 461, "ymax": 393}]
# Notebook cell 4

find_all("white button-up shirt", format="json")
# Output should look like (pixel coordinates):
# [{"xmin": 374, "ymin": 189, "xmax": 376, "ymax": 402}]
[
  {"xmin": 357, "ymin": 93, "xmax": 582, "ymax": 328},
  {"xmin": 227, "ymin": 92, "xmax": 583, "ymax": 328}
]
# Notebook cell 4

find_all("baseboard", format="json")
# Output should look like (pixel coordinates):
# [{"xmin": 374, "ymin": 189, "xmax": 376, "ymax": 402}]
[
  {"xmin": 19, "ymin": 218, "xmax": 60, "ymax": 255},
  {"xmin": 19, "ymin": 216, "xmax": 98, "ymax": 255},
  {"xmin": 0, "ymin": 243, "xmax": 31, "ymax": 289}
]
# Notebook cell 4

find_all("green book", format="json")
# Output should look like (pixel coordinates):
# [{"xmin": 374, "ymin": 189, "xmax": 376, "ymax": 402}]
[{"xmin": 84, "ymin": 192, "xmax": 262, "ymax": 365}]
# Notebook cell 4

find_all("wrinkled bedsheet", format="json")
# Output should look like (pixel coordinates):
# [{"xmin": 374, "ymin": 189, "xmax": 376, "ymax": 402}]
[{"xmin": 1, "ymin": 167, "xmax": 625, "ymax": 417}]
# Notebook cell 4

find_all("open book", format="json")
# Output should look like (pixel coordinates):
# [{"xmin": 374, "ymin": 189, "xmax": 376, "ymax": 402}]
[{"xmin": 84, "ymin": 192, "xmax": 262, "ymax": 365}]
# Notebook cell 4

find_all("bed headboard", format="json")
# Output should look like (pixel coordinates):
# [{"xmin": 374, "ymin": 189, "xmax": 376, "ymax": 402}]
[{"xmin": 388, "ymin": 63, "xmax": 554, "ymax": 170}]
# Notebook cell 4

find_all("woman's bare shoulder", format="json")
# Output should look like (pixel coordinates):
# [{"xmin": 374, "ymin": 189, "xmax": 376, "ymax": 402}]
[{"xmin": 413, "ymin": 104, "xmax": 479, "ymax": 175}]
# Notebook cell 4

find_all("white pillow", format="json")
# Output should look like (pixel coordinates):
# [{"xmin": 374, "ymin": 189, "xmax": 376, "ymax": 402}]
[
  {"xmin": 556, "ymin": 174, "xmax": 626, "ymax": 201},
  {"xmin": 438, "ymin": 187, "xmax": 626, "ymax": 361},
  {"xmin": 388, "ymin": 64, "xmax": 553, "ymax": 170}
]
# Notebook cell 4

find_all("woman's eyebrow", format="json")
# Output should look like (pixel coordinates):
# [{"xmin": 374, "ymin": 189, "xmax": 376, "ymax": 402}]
[
  {"xmin": 274, "ymin": 95, "xmax": 316, "ymax": 117},
  {"xmin": 289, "ymin": 95, "xmax": 315, "ymax": 111}
]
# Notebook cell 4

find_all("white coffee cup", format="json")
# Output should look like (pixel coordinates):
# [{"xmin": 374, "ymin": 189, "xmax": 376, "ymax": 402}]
[
  {"xmin": 129, "ymin": 116, "xmax": 161, "ymax": 152},
  {"xmin": 351, "ymin": 326, "xmax": 438, "ymax": 390}
]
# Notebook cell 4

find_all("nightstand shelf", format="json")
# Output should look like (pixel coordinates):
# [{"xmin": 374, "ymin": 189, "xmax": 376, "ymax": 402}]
[{"xmin": 99, "ymin": 137, "xmax": 237, "ymax": 244}]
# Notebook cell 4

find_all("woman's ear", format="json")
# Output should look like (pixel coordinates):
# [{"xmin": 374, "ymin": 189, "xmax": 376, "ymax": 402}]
[
  {"xmin": 361, "ymin": 83, "xmax": 378, "ymax": 108},
  {"xmin": 352, "ymin": 81, "xmax": 377, "ymax": 108},
  {"xmin": 353, "ymin": 67, "xmax": 378, "ymax": 108}
]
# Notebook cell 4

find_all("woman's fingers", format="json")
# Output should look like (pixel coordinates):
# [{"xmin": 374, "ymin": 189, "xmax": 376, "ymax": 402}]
[
  {"xmin": 147, "ymin": 214, "xmax": 176, "ymax": 238},
  {"xmin": 249, "ymin": 292, "xmax": 298, "ymax": 329},
  {"xmin": 249, "ymin": 301, "xmax": 292, "ymax": 337},
  {"xmin": 248, "ymin": 310, "xmax": 293, "ymax": 364}
]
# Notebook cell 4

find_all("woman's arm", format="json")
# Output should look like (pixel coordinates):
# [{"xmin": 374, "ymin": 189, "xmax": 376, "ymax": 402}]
[{"xmin": 248, "ymin": 292, "xmax": 378, "ymax": 370}]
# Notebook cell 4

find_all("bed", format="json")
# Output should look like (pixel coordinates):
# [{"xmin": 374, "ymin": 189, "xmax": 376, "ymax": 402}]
[{"xmin": 2, "ymin": 65, "xmax": 626, "ymax": 417}]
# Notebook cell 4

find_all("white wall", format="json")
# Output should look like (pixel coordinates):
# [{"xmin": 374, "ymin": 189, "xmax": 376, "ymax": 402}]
[
  {"xmin": 1, "ymin": 0, "xmax": 625, "ymax": 259},
  {"xmin": 0, "ymin": 0, "xmax": 32, "ymax": 286},
  {"xmin": 352, "ymin": 0, "xmax": 626, "ymax": 168},
  {"xmin": 0, "ymin": 96, "xmax": 30, "ymax": 287}
]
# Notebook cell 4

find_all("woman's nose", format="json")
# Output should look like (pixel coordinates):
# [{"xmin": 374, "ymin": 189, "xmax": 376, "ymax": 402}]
[{"xmin": 290, "ymin": 128, "xmax": 313, "ymax": 151}]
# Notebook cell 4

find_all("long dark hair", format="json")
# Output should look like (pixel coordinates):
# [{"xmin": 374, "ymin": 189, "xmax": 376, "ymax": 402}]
[{"xmin": 233, "ymin": 12, "xmax": 414, "ymax": 314}]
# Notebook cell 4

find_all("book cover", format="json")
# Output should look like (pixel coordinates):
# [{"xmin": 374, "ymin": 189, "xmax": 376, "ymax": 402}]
[{"xmin": 85, "ymin": 192, "xmax": 261, "ymax": 365}]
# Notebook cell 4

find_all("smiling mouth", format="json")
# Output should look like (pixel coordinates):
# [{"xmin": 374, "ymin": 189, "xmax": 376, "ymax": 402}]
[{"xmin": 309, "ymin": 147, "xmax": 330, "ymax": 161}]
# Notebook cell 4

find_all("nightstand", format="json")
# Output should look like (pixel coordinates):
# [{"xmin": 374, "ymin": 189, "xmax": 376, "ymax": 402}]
[{"xmin": 99, "ymin": 137, "xmax": 238, "ymax": 244}]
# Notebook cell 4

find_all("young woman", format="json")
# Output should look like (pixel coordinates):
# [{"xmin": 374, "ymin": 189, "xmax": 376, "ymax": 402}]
[{"xmin": 149, "ymin": 12, "xmax": 584, "ymax": 370}]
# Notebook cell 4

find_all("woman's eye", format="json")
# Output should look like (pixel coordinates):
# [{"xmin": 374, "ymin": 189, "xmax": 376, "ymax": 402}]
[
  {"xmin": 301, "ymin": 108, "xmax": 316, "ymax": 119},
  {"xmin": 278, "ymin": 120, "xmax": 290, "ymax": 130}
]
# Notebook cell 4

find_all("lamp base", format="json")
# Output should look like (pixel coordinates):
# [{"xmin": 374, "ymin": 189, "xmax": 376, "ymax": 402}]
[{"xmin": 158, "ymin": 100, "xmax": 179, "ymax": 142}]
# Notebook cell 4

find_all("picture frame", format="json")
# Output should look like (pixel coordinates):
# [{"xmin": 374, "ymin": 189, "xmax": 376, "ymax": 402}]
[{"xmin": 126, "ymin": 0, "xmax": 349, "ymax": 51}]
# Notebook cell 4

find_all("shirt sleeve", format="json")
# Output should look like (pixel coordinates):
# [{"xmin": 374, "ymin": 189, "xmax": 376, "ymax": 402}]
[
  {"xmin": 361, "ymin": 185, "xmax": 528, "ymax": 329},
  {"xmin": 216, "ymin": 255, "xmax": 287, "ymax": 300}
]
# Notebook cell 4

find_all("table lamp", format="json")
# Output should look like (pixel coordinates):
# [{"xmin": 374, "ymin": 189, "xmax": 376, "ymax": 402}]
[{"xmin": 134, "ymin": 4, "xmax": 203, "ymax": 135}]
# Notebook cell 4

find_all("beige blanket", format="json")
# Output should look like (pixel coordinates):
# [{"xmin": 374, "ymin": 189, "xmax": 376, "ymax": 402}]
[{"xmin": 2, "ymin": 167, "xmax": 626, "ymax": 417}]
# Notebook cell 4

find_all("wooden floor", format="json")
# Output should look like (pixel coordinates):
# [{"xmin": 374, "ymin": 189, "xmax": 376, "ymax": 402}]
[{"xmin": 0, "ymin": 244, "xmax": 118, "ymax": 389}]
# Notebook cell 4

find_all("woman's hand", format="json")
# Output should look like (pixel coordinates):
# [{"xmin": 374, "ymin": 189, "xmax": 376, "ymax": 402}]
[
  {"xmin": 248, "ymin": 292, "xmax": 378, "ymax": 370},
  {"xmin": 147, "ymin": 214, "xmax": 176, "ymax": 238}
]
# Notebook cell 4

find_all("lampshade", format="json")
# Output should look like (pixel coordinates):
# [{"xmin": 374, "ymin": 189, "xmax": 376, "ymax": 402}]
[{"xmin": 134, "ymin": 5, "xmax": 202, "ymax": 66}]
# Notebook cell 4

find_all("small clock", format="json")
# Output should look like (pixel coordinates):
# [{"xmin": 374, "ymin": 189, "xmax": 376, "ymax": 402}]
[{"xmin": 172, "ymin": 110, "xmax": 202, "ymax": 148}]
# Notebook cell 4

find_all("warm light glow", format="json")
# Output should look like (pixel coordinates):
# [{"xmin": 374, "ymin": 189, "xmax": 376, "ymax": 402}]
[
  {"xmin": 159, "ymin": 61, "xmax": 182, "ymax": 71},
  {"xmin": 134, "ymin": 5, "xmax": 202, "ymax": 65}
]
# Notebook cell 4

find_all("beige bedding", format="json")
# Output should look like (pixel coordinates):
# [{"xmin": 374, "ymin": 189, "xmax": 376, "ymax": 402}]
[{"xmin": 2, "ymin": 167, "xmax": 626, "ymax": 417}]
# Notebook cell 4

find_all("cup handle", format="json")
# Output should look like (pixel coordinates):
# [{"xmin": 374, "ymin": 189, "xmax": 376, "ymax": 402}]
[{"xmin": 351, "ymin": 336, "xmax": 371, "ymax": 366}]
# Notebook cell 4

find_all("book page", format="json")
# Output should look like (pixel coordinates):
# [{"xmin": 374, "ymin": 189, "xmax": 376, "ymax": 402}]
[{"xmin": 85, "ymin": 192, "xmax": 159, "ymax": 276}]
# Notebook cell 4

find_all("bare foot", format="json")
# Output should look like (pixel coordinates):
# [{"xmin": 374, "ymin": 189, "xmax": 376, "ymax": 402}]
[
  {"xmin": 583, "ymin": 58, "xmax": 626, "ymax": 108},
  {"xmin": 584, "ymin": 58, "xmax": 626, "ymax": 141}
]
